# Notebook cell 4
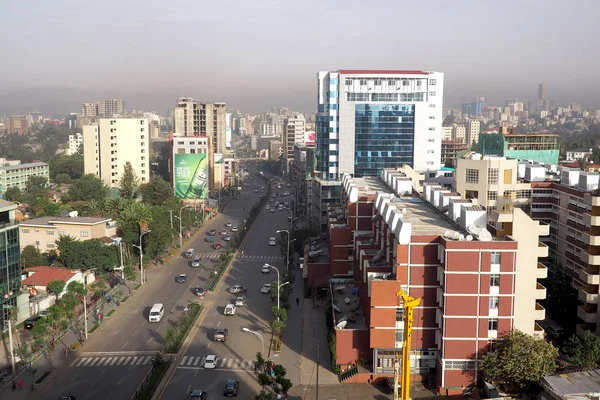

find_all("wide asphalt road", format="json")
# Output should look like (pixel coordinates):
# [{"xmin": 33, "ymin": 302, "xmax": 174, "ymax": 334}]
[
  {"xmin": 158, "ymin": 180, "xmax": 295, "ymax": 400},
  {"xmin": 39, "ymin": 171, "xmax": 269, "ymax": 400}
]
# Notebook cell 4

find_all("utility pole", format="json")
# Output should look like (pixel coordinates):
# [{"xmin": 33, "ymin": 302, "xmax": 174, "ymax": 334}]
[
  {"xmin": 316, "ymin": 338, "xmax": 319, "ymax": 400},
  {"xmin": 119, "ymin": 241, "xmax": 124, "ymax": 281},
  {"xmin": 169, "ymin": 209, "xmax": 173, "ymax": 232},
  {"xmin": 7, "ymin": 318, "xmax": 15, "ymax": 374},
  {"xmin": 83, "ymin": 295, "xmax": 88, "ymax": 339}
]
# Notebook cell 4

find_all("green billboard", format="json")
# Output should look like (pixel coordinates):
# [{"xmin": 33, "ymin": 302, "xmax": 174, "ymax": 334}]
[{"xmin": 174, "ymin": 153, "xmax": 209, "ymax": 199}]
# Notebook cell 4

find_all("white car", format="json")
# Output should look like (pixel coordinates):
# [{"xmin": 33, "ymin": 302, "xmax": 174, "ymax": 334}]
[
  {"xmin": 223, "ymin": 235, "xmax": 231, "ymax": 242},
  {"xmin": 261, "ymin": 264, "xmax": 270, "ymax": 273},
  {"xmin": 231, "ymin": 226, "xmax": 238, "ymax": 232},
  {"xmin": 269, "ymin": 237, "xmax": 276, "ymax": 246},
  {"xmin": 261, "ymin": 284, "xmax": 272, "ymax": 294},
  {"xmin": 226, "ymin": 221, "xmax": 232, "ymax": 227},
  {"xmin": 224, "ymin": 304, "xmax": 236, "ymax": 315},
  {"xmin": 235, "ymin": 296, "xmax": 246, "ymax": 306},
  {"xmin": 204, "ymin": 354, "xmax": 219, "ymax": 369},
  {"xmin": 266, "ymin": 205, "xmax": 270, "ymax": 211}
]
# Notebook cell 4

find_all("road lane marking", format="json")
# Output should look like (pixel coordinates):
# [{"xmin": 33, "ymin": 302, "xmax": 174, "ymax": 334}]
[
  {"xmin": 207, "ymin": 343, "xmax": 211, "ymax": 349},
  {"xmin": 117, "ymin": 376, "xmax": 125, "ymax": 385},
  {"xmin": 69, "ymin": 359, "xmax": 79, "ymax": 367},
  {"xmin": 122, "ymin": 341, "xmax": 129, "ymax": 349},
  {"xmin": 87, "ymin": 358, "xmax": 100, "ymax": 366},
  {"xmin": 180, "ymin": 356, "xmax": 188, "ymax": 366},
  {"xmin": 142, "ymin": 356, "xmax": 151, "ymax": 364},
  {"xmin": 109, "ymin": 358, "xmax": 118, "ymax": 366},
  {"xmin": 131, "ymin": 357, "xmax": 138, "ymax": 365},
  {"xmin": 177, "ymin": 366, "xmax": 250, "ymax": 372},
  {"xmin": 193, "ymin": 357, "xmax": 201, "ymax": 366},
  {"xmin": 101, "ymin": 367, "xmax": 107, "ymax": 376},
  {"xmin": 135, "ymin": 357, "xmax": 144, "ymax": 365},
  {"xmin": 217, "ymin": 321, "xmax": 221, "ymax": 327},
  {"xmin": 103, "ymin": 357, "xmax": 113, "ymax": 366}
]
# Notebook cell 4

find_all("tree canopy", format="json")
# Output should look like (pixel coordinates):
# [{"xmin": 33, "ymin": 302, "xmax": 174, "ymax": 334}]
[
  {"xmin": 119, "ymin": 162, "xmax": 139, "ymax": 199},
  {"xmin": 55, "ymin": 235, "xmax": 119, "ymax": 273},
  {"xmin": 480, "ymin": 330, "xmax": 558, "ymax": 393},
  {"xmin": 564, "ymin": 330, "xmax": 600, "ymax": 371},
  {"xmin": 21, "ymin": 245, "xmax": 45, "ymax": 268},
  {"xmin": 65, "ymin": 174, "xmax": 108, "ymax": 202},
  {"xmin": 140, "ymin": 176, "xmax": 174, "ymax": 205}
]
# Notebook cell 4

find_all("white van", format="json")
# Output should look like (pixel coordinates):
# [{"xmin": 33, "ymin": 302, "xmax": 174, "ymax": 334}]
[{"xmin": 149, "ymin": 303, "xmax": 164, "ymax": 322}]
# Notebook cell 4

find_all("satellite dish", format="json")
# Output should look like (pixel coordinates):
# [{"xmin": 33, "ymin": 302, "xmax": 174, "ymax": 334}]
[{"xmin": 336, "ymin": 320, "xmax": 348, "ymax": 330}]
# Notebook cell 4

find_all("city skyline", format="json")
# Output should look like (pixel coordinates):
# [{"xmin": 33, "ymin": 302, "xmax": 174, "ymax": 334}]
[{"xmin": 1, "ymin": 0, "xmax": 600, "ymax": 115}]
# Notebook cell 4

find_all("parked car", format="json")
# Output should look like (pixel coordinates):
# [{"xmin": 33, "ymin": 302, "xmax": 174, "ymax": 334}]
[
  {"xmin": 231, "ymin": 226, "xmax": 238, "ymax": 232},
  {"xmin": 223, "ymin": 236, "xmax": 231, "ymax": 242},
  {"xmin": 205, "ymin": 237, "xmax": 214, "ymax": 242},
  {"xmin": 229, "ymin": 285, "xmax": 246, "ymax": 294},
  {"xmin": 221, "ymin": 230, "xmax": 228, "ymax": 236},
  {"xmin": 175, "ymin": 274, "xmax": 187, "ymax": 283},
  {"xmin": 213, "ymin": 242, "xmax": 222, "ymax": 250},
  {"xmin": 266, "ymin": 205, "xmax": 270, "ymax": 211},
  {"xmin": 185, "ymin": 249, "xmax": 194, "ymax": 258},
  {"xmin": 207, "ymin": 230, "xmax": 216, "ymax": 236},
  {"xmin": 213, "ymin": 328, "xmax": 228, "ymax": 342},
  {"xmin": 226, "ymin": 221, "xmax": 232, "ymax": 227},
  {"xmin": 24, "ymin": 315, "xmax": 44, "ymax": 329},
  {"xmin": 261, "ymin": 284, "xmax": 272, "ymax": 294},
  {"xmin": 188, "ymin": 390, "xmax": 207, "ymax": 400},
  {"xmin": 193, "ymin": 287, "xmax": 205, "ymax": 297},
  {"xmin": 224, "ymin": 304, "xmax": 236, "ymax": 315},
  {"xmin": 261, "ymin": 264, "xmax": 270, "ymax": 273},
  {"xmin": 234, "ymin": 296, "xmax": 246, "ymax": 306},
  {"xmin": 269, "ymin": 237, "xmax": 277, "ymax": 246},
  {"xmin": 203, "ymin": 355, "xmax": 219, "ymax": 369},
  {"xmin": 191, "ymin": 257, "xmax": 202, "ymax": 268},
  {"xmin": 223, "ymin": 380, "xmax": 239, "ymax": 397}
]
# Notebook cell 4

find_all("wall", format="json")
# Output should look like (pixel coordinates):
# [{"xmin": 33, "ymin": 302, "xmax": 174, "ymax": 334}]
[
  {"xmin": 20, "ymin": 222, "xmax": 109, "ymax": 251},
  {"xmin": 336, "ymin": 328, "xmax": 371, "ymax": 365},
  {"xmin": 306, "ymin": 262, "xmax": 330, "ymax": 288}
]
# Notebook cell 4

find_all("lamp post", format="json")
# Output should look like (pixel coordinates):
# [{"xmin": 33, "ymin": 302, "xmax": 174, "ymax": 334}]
[
  {"xmin": 176, "ymin": 206, "xmax": 188, "ymax": 248},
  {"xmin": 277, "ymin": 230, "xmax": 296, "ymax": 269},
  {"xmin": 242, "ymin": 327, "xmax": 264, "ymax": 356},
  {"xmin": 133, "ymin": 230, "xmax": 152, "ymax": 286},
  {"xmin": 264, "ymin": 263, "xmax": 290, "ymax": 317}
]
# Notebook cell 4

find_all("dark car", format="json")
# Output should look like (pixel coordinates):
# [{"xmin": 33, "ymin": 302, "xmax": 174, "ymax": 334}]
[
  {"xmin": 382, "ymin": 377, "xmax": 400, "ymax": 395},
  {"xmin": 188, "ymin": 390, "xmax": 207, "ymax": 400},
  {"xmin": 24, "ymin": 315, "xmax": 44, "ymax": 329},
  {"xmin": 58, "ymin": 397, "xmax": 76, "ymax": 400},
  {"xmin": 193, "ymin": 287, "xmax": 205, "ymax": 297},
  {"xmin": 213, "ymin": 328, "xmax": 228, "ymax": 342},
  {"xmin": 223, "ymin": 380, "xmax": 239, "ymax": 397},
  {"xmin": 175, "ymin": 274, "xmax": 187, "ymax": 283},
  {"xmin": 207, "ymin": 230, "xmax": 216, "ymax": 236},
  {"xmin": 205, "ymin": 237, "xmax": 214, "ymax": 242}
]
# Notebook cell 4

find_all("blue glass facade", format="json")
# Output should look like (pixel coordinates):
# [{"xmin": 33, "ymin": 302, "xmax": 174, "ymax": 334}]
[
  {"xmin": 354, "ymin": 104, "xmax": 415, "ymax": 177},
  {"xmin": 0, "ymin": 225, "xmax": 20, "ymax": 328}
]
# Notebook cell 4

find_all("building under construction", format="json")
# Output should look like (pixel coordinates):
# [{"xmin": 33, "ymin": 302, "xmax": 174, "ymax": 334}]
[
  {"xmin": 441, "ymin": 140, "xmax": 469, "ymax": 167},
  {"xmin": 478, "ymin": 132, "xmax": 559, "ymax": 165}
]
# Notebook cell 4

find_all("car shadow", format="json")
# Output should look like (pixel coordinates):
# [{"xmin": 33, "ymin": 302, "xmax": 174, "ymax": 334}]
[{"xmin": 141, "ymin": 306, "xmax": 151, "ymax": 320}]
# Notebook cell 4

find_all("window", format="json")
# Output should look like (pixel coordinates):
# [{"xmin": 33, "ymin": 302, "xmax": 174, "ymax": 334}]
[
  {"xmin": 140, "ymin": 128, "xmax": 145, "ymax": 132},
  {"xmin": 427, "ymin": 150, "xmax": 435, "ymax": 154},
  {"xmin": 490, "ymin": 274, "xmax": 500, "ymax": 287},
  {"xmin": 444, "ymin": 360, "xmax": 476, "ymax": 370},
  {"xmin": 374, "ymin": 79, "xmax": 382, "ymax": 86},
  {"xmin": 427, "ymin": 138, "xmax": 435, "ymax": 143},
  {"xmin": 429, "ymin": 115, "xmax": 435, "ymax": 119},
  {"xmin": 58, "ymin": 230, "xmax": 66, "ymax": 236},
  {"xmin": 359, "ymin": 79, "xmax": 367, "ymax": 85},
  {"xmin": 416, "ymin": 80, "xmax": 421, "ymax": 86},
  {"xmin": 47, "ymin": 243, "xmax": 56, "ymax": 249},
  {"xmin": 430, "ymin": 79, "xmax": 437, "ymax": 86},
  {"xmin": 402, "ymin": 80, "xmax": 409, "ymax": 86},
  {"xmin": 80, "ymin": 231, "xmax": 89, "ymax": 237},
  {"xmin": 487, "ymin": 191, "xmax": 497, "ymax": 200},
  {"xmin": 345, "ymin": 79, "xmax": 352, "ymax": 86},
  {"xmin": 46, "ymin": 230, "xmax": 54, "ymax": 235},
  {"xmin": 429, "ymin": 104, "xmax": 436, "ymax": 108},
  {"xmin": 140, "ymin": 120, "xmax": 144, "ymax": 125},
  {"xmin": 491, "ymin": 252, "xmax": 501, "ymax": 265},
  {"xmin": 489, "ymin": 296, "xmax": 499, "ymax": 309},
  {"xmin": 429, "ymin": 91, "xmax": 436, "ymax": 96},
  {"xmin": 387, "ymin": 80, "xmax": 395, "ymax": 86},
  {"xmin": 465, "ymin": 168, "xmax": 479, "ymax": 184},
  {"xmin": 488, "ymin": 168, "xmax": 499, "ymax": 184},
  {"xmin": 428, "ymin": 127, "xmax": 435, "ymax": 131},
  {"xmin": 488, "ymin": 318, "xmax": 498, "ymax": 331},
  {"xmin": 22, "ymin": 228, "xmax": 29, "ymax": 233}
]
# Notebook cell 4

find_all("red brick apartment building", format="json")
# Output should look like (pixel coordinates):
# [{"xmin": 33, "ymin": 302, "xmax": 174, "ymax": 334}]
[{"xmin": 305, "ymin": 169, "xmax": 549, "ymax": 392}]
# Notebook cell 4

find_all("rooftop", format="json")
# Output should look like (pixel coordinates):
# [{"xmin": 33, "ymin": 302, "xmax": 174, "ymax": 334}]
[
  {"xmin": 338, "ymin": 69, "xmax": 430, "ymax": 75},
  {"xmin": 331, "ymin": 282, "xmax": 367, "ymax": 330},
  {"xmin": 21, "ymin": 216, "xmax": 112, "ymax": 226},
  {"xmin": 306, "ymin": 236, "xmax": 330, "ymax": 263},
  {"xmin": 0, "ymin": 199, "xmax": 17, "ymax": 211},
  {"xmin": 542, "ymin": 369, "xmax": 600, "ymax": 400},
  {"xmin": 0, "ymin": 162, "xmax": 48, "ymax": 172},
  {"xmin": 388, "ymin": 197, "xmax": 456, "ymax": 236},
  {"xmin": 23, "ymin": 266, "xmax": 77, "ymax": 286}
]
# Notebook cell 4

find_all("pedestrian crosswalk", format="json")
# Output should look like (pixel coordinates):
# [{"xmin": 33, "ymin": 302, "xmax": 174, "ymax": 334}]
[
  {"xmin": 239, "ymin": 255, "xmax": 284, "ymax": 261},
  {"xmin": 196, "ymin": 253, "xmax": 222, "ymax": 259},
  {"xmin": 177, "ymin": 355, "xmax": 255, "ymax": 370},
  {"xmin": 69, "ymin": 355, "xmax": 153, "ymax": 368}
]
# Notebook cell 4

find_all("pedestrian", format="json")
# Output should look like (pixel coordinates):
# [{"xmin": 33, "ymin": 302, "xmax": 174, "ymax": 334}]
[
  {"xmin": 11, "ymin": 380, "xmax": 16, "ymax": 391},
  {"xmin": 17, "ymin": 378, "xmax": 22, "ymax": 390},
  {"xmin": 296, "ymin": 297, "xmax": 300, "ymax": 306}
]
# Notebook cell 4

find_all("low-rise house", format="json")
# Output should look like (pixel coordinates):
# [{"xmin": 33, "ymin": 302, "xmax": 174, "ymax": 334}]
[
  {"xmin": 19, "ymin": 213, "xmax": 117, "ymax": 251},
  {"xmin": 541, "ymin": 369, "xmax": 600, "ymax": 400}
]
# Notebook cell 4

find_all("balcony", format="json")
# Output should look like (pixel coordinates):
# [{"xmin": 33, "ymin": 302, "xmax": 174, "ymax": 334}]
[
  {"xmin": 537, "ymin": 222, "xmax": 550, "ymax": 237},
  {"xmin": 578, "ymin": 285, "xmax": 599, "ymax": 305},
  {"xmin": 537, "ymin": 263, "xmax": 548, "ymax": 279},
  {"xmin": 591, "ymin": 196, "xmax": 600, "ymax": 207},
  {"xmin": 585, "ymin": 213, "xmax": 600, "ymax": 227},
  {"xmin": 580, "ymin": 267, "xmax": 600, "ymax": 285},
  {"xmin": 534, "ymin": 302, "xmax": 546, "ymax": 320},
  {"xmin": 489, "ymin": 209, "xmax": 513, "ymax": 224},
  {"xmin": 577, "ymin": 305, "xmax": 598, "ymax": 324},
  {"xmin": 536, "ymin": 283, "xmax": 547, "ymax": 300},
  {"xmin": 537, "ymin": 242, "xmax": 549, "ymax": 258},
  {"xmin": 585, "ymin": 250, "xmax": 600, "ymax": 266},
  {"xmin": 584, "ymin": 232, "xmax": 600, "ymax": 247}
]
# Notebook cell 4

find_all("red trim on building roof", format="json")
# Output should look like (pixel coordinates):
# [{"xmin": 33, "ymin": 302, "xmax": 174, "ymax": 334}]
[{"xmin": 338, "ymin": 70, "xmax": 430, "ymax": 75}]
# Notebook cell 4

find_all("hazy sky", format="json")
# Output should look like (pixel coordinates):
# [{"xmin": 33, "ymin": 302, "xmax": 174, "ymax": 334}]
[{"xmin": 1, "ymin": 0, "xmax": 599, "ymax": 114}]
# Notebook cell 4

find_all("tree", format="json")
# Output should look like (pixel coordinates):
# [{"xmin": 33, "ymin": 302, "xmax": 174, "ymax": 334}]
[
  {"xmin": 54, "ymin": 173, "xmax": 71, "ymax": 184},
  {"xmin": 480, "ymin": 330, "xmax": 558, "ymax": 393},
  {"xmin": 252, "ymin": 352, "xmax": 292, "ymax": 398},
  {"xmin": 119, "ymin": 162, "xmax": 139, "ymax": 199},
  {"xmin": 50, "ymin": 154, "xmax": 84, "ymax": 180},
  {"xmin": 66, "ymin": 174, "xmax": 107, "ymax": 202},
  {"xmin": 140, "ymin": 176, "xmax": 174, "ymax": 205},
  {"xmin": 23, "ymin": 175, "xmax": 50, "ymax": 216},
  {"xmin": 270, "ymin": 320, "xmax": 286, "ymax": 337},
  {"xmin": 3, "ymin": 186, "xmax": 22, "ymax": 202},
  {"xmin": 47, "ymin": 280, "xmax": 67, "ymax": 301},
  {"xmin": 564, "ymin": 330, "xmax": 600, "ymax": 371},
  {"xmin": 272, "ymin": 306, "xmax": 287, "ymax": 322},
  {"xmin": 21, "ymin": 245, "xmax": 44, "ymax": 268}
]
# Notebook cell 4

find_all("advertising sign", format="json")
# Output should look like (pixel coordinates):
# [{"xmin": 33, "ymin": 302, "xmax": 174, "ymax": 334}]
[
  {"xmin": 174, "ymin": 154, "xmax": 208, "ymax": 199},
  {"xmin": 304, "ymin": 131, "xmax": 316, "ymax": 146}
]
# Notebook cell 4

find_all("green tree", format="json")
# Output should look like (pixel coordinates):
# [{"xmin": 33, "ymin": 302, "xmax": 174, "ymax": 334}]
[
  {"xmin": 481, "ymin": 330, "xmax": 558, "ymax": 393},
  {"xmin": 21, "ymin": 245, "xmax": 44, "ymax": 268},
  {"xmin": 272, "ymin": 306, "xmax": 287, "ymax": 322},
  {"xmin": 564, "ymin": 330, "xmax": 600, "ymax": 371},
  {"xmin": 3, "ymin": 186, "xmax": 22, "ymax": 202},
  {"xmin": 50, "ymin": 154, "xmax": 84, "ymax": 180},
  {"xmin": 140, "ymin": 176, "xmax": 174, "ymax": 205},
  {"xmin": 592, "ymin": 148, "xmax": 600, "ymax": 165},
  {"xmin": 54, "ymin": 173, "xmax": 71, "ymax": 184},
  {"xmin": 47, "ymin": 280, "xmax": 67, "ymax": 301},
  {"xmin": 119, "ymin": 162, "xmax": 139, "ymax": 199},
  {"xmin": 270, "ymin": 320, "xmax": 286, "ymax": 337},
  {"xmin": 252, "ymin": 352, "xmax": 292, "ymax": 398},
  {"xmin": 66, "ymin": 174, "xmax": 108, "ymax": 202},
  {"xmin": 24, "ymin": 175, "xmax": 50, "ymax": 216}
]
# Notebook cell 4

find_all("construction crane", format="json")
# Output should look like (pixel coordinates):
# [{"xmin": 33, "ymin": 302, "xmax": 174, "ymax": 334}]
[{"xmin": 393, "ymin": 289, "xmax": 421, "ymax": 400}]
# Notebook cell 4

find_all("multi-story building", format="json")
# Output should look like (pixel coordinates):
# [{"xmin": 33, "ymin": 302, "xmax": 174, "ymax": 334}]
[
  {"xmin": 0, "ymin": 162, "xmax": 49, "ymax": 198},
  {"xmin": 169, "ymin": 134, "xmax": 212, "ymax": 199},
  {"xmin": 0, "ymin": 199, "xmax": 25, "ymax": 329},
  {"xmin": 477, "ymin": 132, "xmax": 559, "ymax": 166},
  {"xmin": 283, "ymin": 114, "xmax": 305, "ymax": 166},
  {"xmin": 97, "ymin": 99, "xmax": 125, "ymax": 118},
  {"xmin": 81, "ymin": 103, "xmax": 99, "ymax": 117},
  {"xmin": 8, "ymin": 116, "xmax": 30, "ymax": 135},
  {"xmin": 451, "ymin": 124, "xmax": 466, "ymax": 143},
  {"xmin": 311, "ymin": 170, "xmax": 548, "ymax": 392},
  {"xmin": 268, "ymin": 141, "xmax": 283, "ymax": 161},
  {"xmin": 441, "ymin": 126, "xmax": 452, "ymax": 141},
  {"xmin": 173, "ymin": 98, "xmax": 228, "ymax": 154},
  {"xmin": 466, "ymin": 120, "xmax": 481, "ymax": 145},
  {"xmin": 66, "ymin": 113, "xmax": 78, "ymax": 130},
  {"xmin": 19, "ymin": 215, "xmax": 117, "ymax": 251},
  {"xmin": 67, "ymin": 133, "xmax": 83, "ymax": 155},
  {"xmin": 316, "ymin": 70, "xmax": 444, "ymax": 179},
  {"xmin": 440, "ymin": 140, "xmax": 469, "ymax": 167},
  {"xmin": 82, "ymin": 118, "xmax": 150, "ymax": 188}
]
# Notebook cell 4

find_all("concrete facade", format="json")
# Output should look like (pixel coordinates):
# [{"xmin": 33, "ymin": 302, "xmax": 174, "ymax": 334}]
[{"xmin": 0, "ymin": 162, "xmax": 49, "ymax": 198}]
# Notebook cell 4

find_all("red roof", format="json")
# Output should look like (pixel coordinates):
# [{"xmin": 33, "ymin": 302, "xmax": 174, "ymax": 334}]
[
  {"xmin": 23, "ymin": 266, "xmax": 76, "ymax": 286},
  {"xmin": 338, "ymin": 69, "xmax": 429, "ymax": 75}
]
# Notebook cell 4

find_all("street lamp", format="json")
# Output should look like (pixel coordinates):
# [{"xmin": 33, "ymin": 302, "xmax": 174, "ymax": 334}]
[
  {"xmin": 174, "ymin": 206, "xmax": 189, "ymax": 248},
  {"xmin": 264, "ymin": 263, "xmax": 289, "ymax": 317},
  {"xmin": 242, "ymin": 328, "xmax": 265, "ymax": 355},
  {"xmin": 277, "ymin": 230, "xmax": 290, "ymax": 267},
  {"xmin": 133, "ymin": 230, "xmax": 152, "ymax": 286}
]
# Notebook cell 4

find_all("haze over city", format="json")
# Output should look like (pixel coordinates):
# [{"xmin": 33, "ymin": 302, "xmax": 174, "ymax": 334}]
[{"xmin": 1, "ymin": 0, "xmax": 599, "ymax": 114}]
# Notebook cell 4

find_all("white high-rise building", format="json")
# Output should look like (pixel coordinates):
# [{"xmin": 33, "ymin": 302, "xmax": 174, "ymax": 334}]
[
  {"xmin": 283, "ymin": 114, "xmax": 305, "ymax": 162},
  {"xmin": 67, "ymin": 133, "xmax": 83, "ymax": 155},
  {"xmin": 83, "ymin": 118, "xmax": 150, "ymax": 188},
  {"xmin": 316, "ymin": 69, "xmax": 444, "ymax": 178},
  {"xmin": 173, "ymin": 98, "xmax": 227, "ymax": 154}
]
